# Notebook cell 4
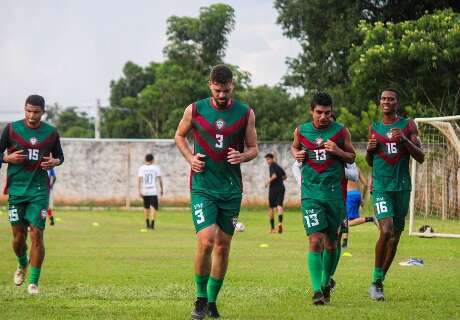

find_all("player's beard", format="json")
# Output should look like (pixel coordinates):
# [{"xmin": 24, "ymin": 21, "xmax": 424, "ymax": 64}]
[{"xmin": 216, "ymin": 98, "xmax": 229, "ymax": 109}]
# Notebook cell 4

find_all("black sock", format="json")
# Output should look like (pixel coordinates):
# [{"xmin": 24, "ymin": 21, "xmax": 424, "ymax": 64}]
[
  {"xmin": 146, "ymin": 219, "xmax": 150, "ymax": 227},
  {"xmin": 365, "ymin": 216, "xmax": 374, "ymax": 222},
  {"xmin": 278, "ymin": 214, "xmax": 283, "ymax": 223},
  {"xmin": 270, "ymin": 218, "xmax": 275, "ymax": 230},
  {"xmin": 151, "ymin": 220, "xmax": 155, "ymax": 229},
  {"xmin": 342, "ymin": 239, "xmax": 348, "ymax": 247}
]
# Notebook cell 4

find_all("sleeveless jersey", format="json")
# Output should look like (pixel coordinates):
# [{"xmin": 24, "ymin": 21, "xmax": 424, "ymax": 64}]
[
  {"xmin": 297, "ymin": 121, "xmax": 347, "ymax": 200},
  {"xmin": 191, "ymin": 98, "xmax": 251, "ymax": 196},
  {"xmin": 370, "ymin": 117, "xmax": 414, "ymax": 191},
  {"xmin": 1, "ymin": 120, "xmax": 63, "ymax": 197}
]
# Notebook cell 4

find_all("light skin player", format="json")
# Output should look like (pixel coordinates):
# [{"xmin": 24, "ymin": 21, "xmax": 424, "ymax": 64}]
[
  {"xmin": 175, "ymin": 65, "xmax": 258, "ymax": 319},
  {"xmin": 366, "ymin": 89, "xmax": 424, "ymax": 300},
  {"xmin": 292, "ymin": 92, "xmax": 355, "ymax": 305},
  {"xmin": 0, "ymin": 95, "xmax": 64, "ymax": 295}
]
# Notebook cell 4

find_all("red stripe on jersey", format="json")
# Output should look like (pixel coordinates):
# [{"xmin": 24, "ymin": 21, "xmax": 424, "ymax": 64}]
[
  {"xmin": 9, "ymin": 123, "xmax": 58, "ymax": 149},
  {"xmin": 371, "ymin": 129, "xmax": 408, "ymax": 165},
  {"xmin": 194, "ymin": 109, "xmax": 250, "ymax": 136}
]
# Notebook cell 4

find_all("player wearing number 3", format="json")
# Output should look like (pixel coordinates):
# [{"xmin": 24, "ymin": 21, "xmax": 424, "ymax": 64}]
[
  {"xmin": 175, "ymin": 65, "xmax": 258, "ymax": 319},
  {"xmin": 0, "ymin": 95, "xmax": 64, "ymax": 295},
  {"xmin": 366, "ymin": 89, "xmax": 424, "ymax": 301},
  {"xmin": 291, "ymin": 92, "xmax": 356, "ymax": 305}
]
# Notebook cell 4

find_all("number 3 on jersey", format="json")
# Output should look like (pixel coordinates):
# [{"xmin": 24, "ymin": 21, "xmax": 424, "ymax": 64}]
[{"xmin": 215, "ymin": 134, "xmax": 224, "ymax": 149}]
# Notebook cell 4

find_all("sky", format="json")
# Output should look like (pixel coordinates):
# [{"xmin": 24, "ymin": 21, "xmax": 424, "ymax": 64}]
[{"xmin": 0, "ymin": 0, "xmax": 300, "ymax": 121}]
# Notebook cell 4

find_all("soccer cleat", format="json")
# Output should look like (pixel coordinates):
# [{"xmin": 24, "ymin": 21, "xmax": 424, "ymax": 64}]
[
  {"xmin": 50, "ymin": 216, "xmax": 55, "ymax": 226},
  {"xmin": 207, "ymin": 302, "xmax": 221, "ymax": 318},
  {"xmin": 312, "ymin": 291, "xmax": 325, "ymax": 305},
  {"xmin": 330, "ymin": 278, "xmax": 336, "ymax": 292},
  {"xmin": 277, "ymin": 223, "xmax": 283, "ymax": 234},
  {"xmin": 27, "ymin": 284, "xmax": 39, "ymax": 295},
  {"xmin": 322, "ymin": 284, "xmax": 332, "ymax": 304},
  {"xmin": 368, "ymin": 280, "xmax": 385, "ymax": 301},
  {"xmin": 14, "ymin": 267, "xmax": 26, "ymax": 286},
  {"xmin": 191, "ymin": 297, "xmax": 207, "ymax": 320}
]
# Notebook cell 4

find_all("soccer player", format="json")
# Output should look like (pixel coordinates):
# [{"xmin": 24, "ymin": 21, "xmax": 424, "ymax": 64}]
[
  {"xmin": 137, "ymin": 153, "xmax": 163, "ymax": 229},
  {"xmin": 291, "ymin": 92, "xmax": 355, "ymax": 305},
  {"xmin": 0, "ymin": 95, "xmax": 64, "ymax": 295},
  {"xmin": 366, "ymin": 88, "xmax": 424, "ymax": 301},
  {"xmin": 341, "ymin": 163, "xmax": 376, "ymax": 249},
  {"xmin": 264, "ymin": 153, "xmax": 286, "ymax": 233},
  {"xmin": 175, "ymin": 64, "xmax": 258, "ymax": 319},
  {"xmin": 47, "ymin": 168, "xmax": 56, "ymax": 226}
]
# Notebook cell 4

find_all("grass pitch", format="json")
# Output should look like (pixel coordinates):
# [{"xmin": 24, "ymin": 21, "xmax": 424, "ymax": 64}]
[{"xmin": 0, "ymin": 208, "xmax": 459, "ymax": 320}]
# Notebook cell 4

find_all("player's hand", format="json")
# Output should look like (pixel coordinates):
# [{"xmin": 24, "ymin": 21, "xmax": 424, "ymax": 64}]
[
  {"xmin": 324, "ymin": 140, "xmax": 339, "ymax": 155},
  {"xmin": 190, "ymin": 153, "xmax": 206, "ymax": 172},
  {"xmin": 40, "ymin": 154, "xmax": 60, "ymax": 170},
  {"xmin": 139, "ymin": 192, "xmax": 143, "ymax": 198},
  {"xmin": 294, "ymin": 150, "xmax": 306, "ymax": 162},
  {"xmin": 367, "ymin": 134, "xmax": 378, "ymax": 152},
  {"xmin": 390, "ymin": 128, "xmax": 405, "ymax": 142},
  {"xmin": 5, "ymin": 150, "xmax": 27, "ymax": 164},
  {"xmin": 227, "ymin": 148, "xmax": 243, "ymax": 164}
]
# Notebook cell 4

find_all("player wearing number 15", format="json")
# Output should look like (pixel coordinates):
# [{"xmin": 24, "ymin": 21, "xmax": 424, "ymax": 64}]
[
  {"xmin": 0, "ymin": 95, "xmax": 64, "ymax": 295},
  {"xmin": 175, "ymin": 65, "xmax": 258, "ymax": 319},
  {"xmin": 366, "ymin": 89, "xmax": 424, "ymax": 301},
  {"xmin": 291, "ymin": 92, "xmax": 356, "ymax": 305}
]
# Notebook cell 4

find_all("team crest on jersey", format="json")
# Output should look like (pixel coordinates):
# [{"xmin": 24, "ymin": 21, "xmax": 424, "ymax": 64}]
[
  {"xmin": 315, "ymin": 137, "xmax": 324, "ymax": 146},
  {"xmin": 232, "ymin": 217, "xmax": 238, "ymax": 227},
  {"xmin": 40, "ymin": 208, "xmax": 47, "ymax": 220},
  {"xmin": 30, "ymin": 137, "xmax": 37, "ymax": 145},
  {"xmin": 215, "ymin": 119, "xmax": 225, "ymax": 131}
]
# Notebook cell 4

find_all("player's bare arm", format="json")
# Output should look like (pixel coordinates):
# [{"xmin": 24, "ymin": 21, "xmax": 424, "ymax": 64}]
[
  {"xmin": 265, "ymin": 173, "xmax": 277, "ymax": 188},
  {"xmin": 227, "ymin": 109, "xmax": 258, "ymax": 164},
  {"xmin": 366, "ymin": 127, "xmax": 377, "ymax": 167},
  {"xmin": 157, "ymin": 176, "xmax": 164, "ymax": 196},
  {"xmin": 390, "ymin": 121, "xmax": 425, "ymax": 163},
  {"xmin": 137, "ymin": 176, "xmax": 143, "ymax": 197},
  {"xmin": 175, "ymin": 104, "xmax": 205, "ymax": 173},
  {"xmin": 324, "ymin": 128, "xmax": 356, "ymax": 164},
  {"xmin": 359, "ymin": 171, "xmax": 368, "ymax": 202},
  {"xmin": 291, "ymin": 128, "xmax": 306, "ymax": 162}
]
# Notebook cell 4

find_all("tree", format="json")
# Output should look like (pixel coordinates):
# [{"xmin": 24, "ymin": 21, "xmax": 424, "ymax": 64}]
[
  {"xmin": 54, "ymin": 107, "xmax": 94, "ymax": 138},
  {"xmin": 349, "ymin": 10, "xmax": 460, "ymax": 117},
  {"xmin": 274, "ymin": 0, "xmax": 460, "ymax": 94},
  {"xmin": 103, "ymin": 4, "xmax": 246, "ymax": 139}
]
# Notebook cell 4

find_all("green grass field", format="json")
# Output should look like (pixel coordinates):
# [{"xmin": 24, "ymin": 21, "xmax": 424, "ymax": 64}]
[{"xmin": 0, "ymin": 208, "xmax": 459, "ymax": 320}]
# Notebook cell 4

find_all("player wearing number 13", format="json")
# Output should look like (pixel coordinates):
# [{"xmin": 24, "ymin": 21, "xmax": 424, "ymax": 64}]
[
  {"xmin": 175, "ymin": 65, "xmax": 258, "ymax": 319},
  {"xmin": 366, "ymin": 89, "xmax": 424, "ymax": 301},
  {"xmin": 0, "ymin": 95, "xmax": 64, "ymax": 295},
  {"xmin": 291, "ymin": 92, "xmax": 356, "ymax": 305}
]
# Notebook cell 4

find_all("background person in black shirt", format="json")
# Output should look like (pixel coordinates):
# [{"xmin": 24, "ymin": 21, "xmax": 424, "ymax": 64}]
[{"xmin": 264, "ymin": 153, "xmax": 287, "ymax": 233}]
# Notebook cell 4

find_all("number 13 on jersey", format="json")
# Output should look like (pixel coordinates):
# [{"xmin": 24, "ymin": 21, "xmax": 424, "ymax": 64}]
[{"xmin": 215, "ymin": 134, "xmax": 224, "ymax": 149}]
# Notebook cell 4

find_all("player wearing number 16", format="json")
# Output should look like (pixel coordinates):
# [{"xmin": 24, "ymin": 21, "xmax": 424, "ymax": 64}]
[
  {"xmin": 291, "ymin": 92, "xmax": 356, "ymax": 305},
  {"xmin": 175, "ymin": 65, "xmax": 258, "ymax": 319},
  {"xmin": 366, "ymin": 89, "xmax": 424, "ymax": 301},
  {"xmin": 0, "ymin": 95, "xmax": 64, "ymax": 295}
]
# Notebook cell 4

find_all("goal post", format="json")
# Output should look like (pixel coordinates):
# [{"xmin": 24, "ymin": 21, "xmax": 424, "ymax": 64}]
[{"xmin": 409, "ymin": 115, "xmax": 460, "ymax": 238}]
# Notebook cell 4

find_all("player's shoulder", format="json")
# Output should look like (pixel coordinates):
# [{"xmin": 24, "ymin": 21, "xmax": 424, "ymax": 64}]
[
  {"xmin": 40, "ymin": 121, "xmax": 57, "ymax": 132},
  {"xmin": 232, "ymin": 99, "xmax": 250, "ymax": 111}
]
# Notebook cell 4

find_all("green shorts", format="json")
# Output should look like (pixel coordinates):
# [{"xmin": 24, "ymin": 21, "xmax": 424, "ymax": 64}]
[
  {"xmin": 372, "ymin": 190, "xmax": 410, "ymax": 232},
  {"xmin": 8, "ymin": 194, "xmax": 49, "ymax": 230},
  {"xmin": 191, "ymin": 191, "xmax": 242, "ymax": 236},
  {"xmin": 301, "ymin": 198, "xmax": 346, "ymax": 241}
]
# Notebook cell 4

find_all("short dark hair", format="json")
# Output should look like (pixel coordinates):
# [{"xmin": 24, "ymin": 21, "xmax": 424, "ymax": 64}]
[
  {"xmin": 381, "ymin": 88, "xmax": 400, "ymax": 101},
  {"xmin": 310, "ymin": 91, "xmax": 332, "ymax": 110},
  {"xmin": 145, "ymin": 154, "xmax": 154, "ymax": 162},
  {"xmin": 264, "ymin": 153, "xmax": 274, "ymax": 159},
  {"xmin": 25, "ymin": 95, "xmax": 45, "ymax": 110},
  {"xmin": 210, "ymin": 64, "xmax": 233, "ymax": 84}
]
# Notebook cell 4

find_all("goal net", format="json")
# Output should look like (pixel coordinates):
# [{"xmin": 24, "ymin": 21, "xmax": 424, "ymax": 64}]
[{"xmin": 409, "ymin": 115, "xmax": 460, "ymax": 238}]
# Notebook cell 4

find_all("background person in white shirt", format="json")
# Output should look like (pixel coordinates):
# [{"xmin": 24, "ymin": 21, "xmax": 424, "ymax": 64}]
[{"xmin": 137, "ymin": 153, "xmax": 163, "ymax": 229}]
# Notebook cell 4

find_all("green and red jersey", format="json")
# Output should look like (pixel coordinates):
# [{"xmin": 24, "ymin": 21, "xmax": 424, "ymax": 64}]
[
  {"xmin": 369, "ymin": 117, "xmax": 414, "ymax": 191},
  {"xmin": 190, "ymin": 97, "xmax": 251, "ymax": 196},
  {"xmin": 0, "ymin": 119, "xmax": 64, "ymax": 197},
  {"xmin": 297, "ymin": 121, "xmax": 347, "ymax": 200}
]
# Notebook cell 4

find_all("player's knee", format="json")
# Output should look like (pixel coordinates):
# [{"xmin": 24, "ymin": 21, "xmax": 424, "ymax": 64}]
[
  {"xmin": 214, "ymin": 241, "xmax": 230, "ymax": 256},
  {"xmin": 309, "ymin": 233, "xmax": 324, "ymax": 252},
  {"xmin": 198, "ymin": 237, "xmax": 215, "ymax": 253}
]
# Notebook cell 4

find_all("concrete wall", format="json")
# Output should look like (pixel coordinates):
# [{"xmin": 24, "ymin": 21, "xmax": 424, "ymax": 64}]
[{"xmin": 0, "ymin": 138, "xmax": 367, "ymax": 206}]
